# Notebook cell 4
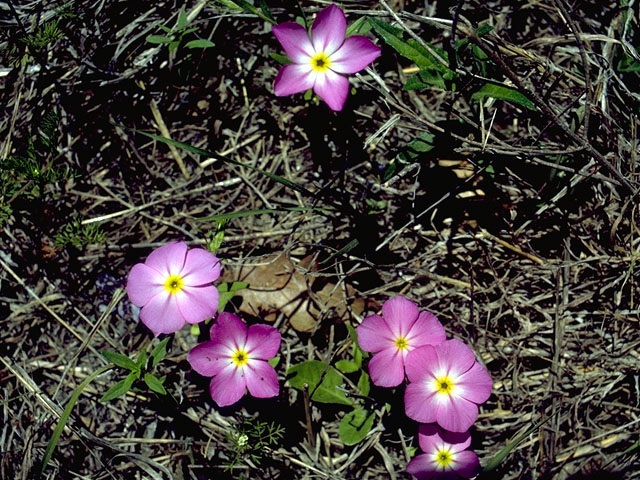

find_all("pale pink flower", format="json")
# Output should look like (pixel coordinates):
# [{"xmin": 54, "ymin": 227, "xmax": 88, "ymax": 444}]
[
  {"xmin": 272, "ymin": 4, "xmax": 381, "ymax": 111},
  {"xmin": 404, "ymin": 339, "xmax": 493, "ymax": 432},
  {"xmin": 187, "ymin": 312, "xmax": 281, "ymax": 407},
  {"xmin": 407, "ymin": 424, "xmax": 480, "ymax": 480},
  {"xmin": 356, "ymin": 296, "xmax": 446, "ymax": 387},
  {"xmin": 126, "ymin": 242, "xmax": 220, "ymax": 336}
]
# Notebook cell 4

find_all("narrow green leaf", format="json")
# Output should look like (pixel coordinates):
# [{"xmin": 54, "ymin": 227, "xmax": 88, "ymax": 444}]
[
  {"xmin": 146, "ymin": 35, "xmax": 173, "ymax": 44},
  {"xmin": 101, "ymin": 351, "xmax": 137, "ymax": 371},
  {"xmin": 270, "ymin": 52, "xmax": 292, "ymax": 65},
  {"xmin": 184, "ymin": 39, "xmax": 215, "ymax": 49},
  {"xmin": 144, "ymin": 373, "xmax": 167, "ymax": 395},
  {"xmin": 196, "ymin": 206, "xmax": 328, "ymax": 223},
  {"xmin": 126, "ymin": 128, "xmax": 315, "ymax": 197},
  {"xmin": 335, "ymin": 360, "xmax": 359, "ymax": 374},
  {"xmin": 357, "ymin": 371, "xmax": 370, "ymax": 396},
  {"xmin": 471, "ymin": 83, "xmax": 536, "ymax": 110},
  {"xmin": 339, "ymin": 408, "xmax": 375, "ymax": 446},
  {"xmin": 100, "ymin": 372, "xmax": 137, "ymax": 402},
  {"xmin": 404, "ymin": 69, "xmax": 445, "ymax": 91},
  {"xmin": 321, "ymin": 239, "xmax": 359, "ymax": 265},
  {"xmin": 41, "ymin": 365, "xmax": 112, "ymax": 473},
  {"xmin": 135, "ymin": 350, "xmax": 147, "ymax": 369},
  {"xmin": 346, "ymin": 16, "xmax": 370, "ymax": 36},
  {"xmin": 268, "ymin": 355, "xmax": 280, "ymax": 368},
  {"xmin": 176, "ymin": 10, "xmax": 189, "ymax": 29},
  {"xmin": 227, "ymin": 0, "xmax": 276, "ymax": 24},
  {"xmin": 287, "ymin": 360, "xmax": 352, "ymax": 406},
  {"xmin": 217, "ymin": 280, "xmax": 249, "ymax": 313},
  {"xmin": 151, "ymin": 337, "xmax": 171, "ymax": 368},
  {"xmin": 369, "ymin": 19, "xmax": 432, "ymax": 70}
]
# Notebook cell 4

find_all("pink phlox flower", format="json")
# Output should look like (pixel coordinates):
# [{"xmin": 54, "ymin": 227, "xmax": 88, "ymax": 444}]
[
  {"xmin": 126, "ymin": 241, "xmax": 221, "ymax": 336},
  {"xmin": 404, "ymin": 339, "xmax": 493, "ymax": 432},
  {"xmin": 356, "ymin": 296, "xmax": 446, "ymax": 387},
  {"xmin": 272, "ymin": 4, "xmax": 381, "ymax": 111},
  {"xmin": 187, "ymin": 312, "xmax": 281, "ymax": 407},
  {"xmin": 407, "ymin": 424, "xmax": 480, "ymax": 480}
]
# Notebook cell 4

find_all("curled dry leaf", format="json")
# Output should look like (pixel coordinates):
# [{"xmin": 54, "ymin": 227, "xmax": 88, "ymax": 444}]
[{"xmin": 220, "ymin": 253, "xmax": 367, "ymax": 332}]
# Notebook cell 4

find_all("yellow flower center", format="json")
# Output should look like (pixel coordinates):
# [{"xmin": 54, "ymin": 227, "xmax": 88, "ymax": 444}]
[
  {"xmin": 435, "ymin": 449, "xmax": 453, "ymax": 468},
  {"xmin": 394, "ymin": 336, "xmax": 409, "ymax": 350},
  {"xmin": 164, "ymin": 275, "xmax": 184, "ymax": 294},
  {"xmin": 434, "ymin": 375, "xmax": 454, "ymax": 395},
  {"xmin": 311, "ymin": 52, "xmax": 331, "ymax": 72},
  {"xmin": 232, "ymin": 349, "xmax": 249, "ymax": 367}
]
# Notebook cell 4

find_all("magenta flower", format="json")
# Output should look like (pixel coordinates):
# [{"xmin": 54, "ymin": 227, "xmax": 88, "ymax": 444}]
[
  {"xmin": 404, "ymin": 339, "xmax": 493, "ymax": 432},
  {"xmin": 272, "ymin": 4, "xmax": 381, "ymax": 111},
  {"xmin": 187, "ymin": 312, "xmax": 281, "ymax": 407},
  {"xmin": 407, "ymin": 424, "xmax": 480, "ymax": 480},
  {"xmin": 126, "ymin": 242, "xmax": 221, "ymax": 336},
  {"xmin": 356, "ymin": 296, "xmax": 446, "ymax": 387}
]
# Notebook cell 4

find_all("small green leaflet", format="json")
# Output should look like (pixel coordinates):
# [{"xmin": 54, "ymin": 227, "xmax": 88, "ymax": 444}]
[
  {"xmin": 287, "ymin": 360, "xmax": 352, "ymax": 406},
  {"xmin": 217, "ymin": 281, "xmax": 249, "ymax": 313},
  {"xmin": 339, "ymin": 408, "xmax": 375, "ymax": 445},
  {"xmin": 102, "ymin": 351, "xmax": 137, "ymax": 371},
  {"xmin": 471, "ymin": 83, "xmax": 536, "ymax": 110},
  {"xmin": 150, "ymin": 337, "xmax": 171, "ymax": 368},
  {"xmin": 144, "ymin": 373, "xmax": 167, "ymax": 395},
  {"xmin": 100, "ymin": 372, "xmax": 137, "ymax": 402}
]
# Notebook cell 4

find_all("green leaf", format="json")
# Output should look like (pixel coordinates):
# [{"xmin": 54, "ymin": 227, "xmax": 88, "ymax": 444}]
[
  {"xmin": 144, "ymin": 373, "xmax": 167, "ymax": 395},
  {"xmin": 185, "ymin": 39, "xmax": 215, "ymax": 49},
  {"xmin": 321, "ymin": 239, "xmax": 359, "ymax": 265},
  {"xmin": 135, "ymin": 350, "xmax": 147, "ymax": 369},
  {"xmin": 471, "ymin": 83, "xmax": 536, "ymax": 110},
  {"xmin": 151, "ymin": 337, "xmax": 171, "ymax": 368},
  {"xmin": 397, "ymin": 132, "xmax": 436, "ymax": 165},
  {"xmin": 268, "ymin": 355, "xmax": 280, "ymax": 368},
  {"xmin": 226, "ymin": 0, "xmax": 276, "ymax": 24},
  {"xmin": 369, "ymin": 19, "xmax": 432, "ymax": 69},
  {"xmin": 357, "ymin": 371, "xmax": 370, "ymax": 396},
  {"xmin": 102, "ymin": 351, "xmax": 138, "ymax": 371},
  {"xmin": 287, "ymin": 360, "xmax": 352, "ymax": 406},
  {"xmin": 217, "ymin": 281, "xmax": 249, "ymax": 313},
  {"xmin": 100, "ymin": 372, "xmax": 137, "ymax": 402},
  {"xmin": 335, "ymin": 360, "xmax": 359, "ymax": 374},
  {"xmin": 339, "ymin": 408, "xmax": 375, "ymax": 446},
  {"xmin": 270, "ymin": 52, "xmax": 292, "ymax": 65},
  {"xmin": 176, "ymin": 10, "xmax": 189, "ymax": 30},
  {"xmin": 346, "ymin": 16, "xmax": 371, "ymax": 36},
  {"xmin": 404, "ymin": 69, "xmax": 446, "ymax": 91},
  {"xmin": 41, "ymin": 365, "xmax": 112, "ymax": 473},
  {"xmin": 146, "ymin": 35, "xmax": 173, "ymax": 44}
]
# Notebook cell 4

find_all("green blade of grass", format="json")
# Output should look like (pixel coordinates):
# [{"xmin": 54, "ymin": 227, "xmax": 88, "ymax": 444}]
[
  {"xmin": 41, "ymin": 364, "xmax": 112, "ymax": 473},
  {"xmin": 126, "ymin": 127, "xmax": 315, "ymax": 197}
]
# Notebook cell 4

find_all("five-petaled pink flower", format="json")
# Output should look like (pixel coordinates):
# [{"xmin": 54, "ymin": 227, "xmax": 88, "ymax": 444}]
[
  {"xmin": 356, "ymin": 296, "xmax": 446, "ymax": 387},
  {"xmin": 407, "ymin": 424, "xmax": 480, "ymax": 480},
  {"xmin": 272, "ymin": 4, "xmax": 381, "ymax": 111},
  {"xmin": 187, "ymin": 312, "xmax": 281, "ymax": 407},
  {"xmin": 126, "ymin": 242, "xmax": 221, "ymax": 336},
  {"xmin": 404, "ymin": 339, "xmax": 493, "ymax": 432}
]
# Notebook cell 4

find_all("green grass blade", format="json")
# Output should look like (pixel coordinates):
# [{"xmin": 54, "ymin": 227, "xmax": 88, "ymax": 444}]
[
  {"xmin": 127, "ymin": 127, "xmax": 315, "ymax": 197},
  {"xmin": 41, "ymin": 364, "xmax": 112, "ymax": 473}
]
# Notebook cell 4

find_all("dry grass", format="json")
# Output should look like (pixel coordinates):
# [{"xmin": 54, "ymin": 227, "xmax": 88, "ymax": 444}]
[{"xmin": 1, "ymin": 0, "xmax": 639, "ymax": 479}]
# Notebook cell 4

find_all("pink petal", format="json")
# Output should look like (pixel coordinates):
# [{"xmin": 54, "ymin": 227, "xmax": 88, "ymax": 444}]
[
  {"xmin": 329, "ymin": 36, "xmax": 381, "ymax": 73},
  {"xmin": 405, "ymin": 345, "xmax": 438, "ymax": 382},
  {"xmin": 274, "ymin": 64, "xmax": 316, "ymax": 96},
  {"xmin": 246, "ymin": 324, "xmax": 281, "ymax": 359},
  {"xmin": 356, "ymin": 314, "xmax": 396, "ymax": 353},
  {"xmin": 452, "ymin": 450, "xmax": 480, "ymax": 478},
  {"xmin": 435, "ymin": 395, "xmax": 478, "ymax": 433},
  {"xmin": 381, "ymin": 296, "xmax": 419, "ymax": 338},
  {"xmin": 457, "ymin": 362, "xmax": 493, "ymax": 404},
  {"xmin": 406, "ymin": 311, "xmax": 446, "ymax": 348},
  {"xmin": 126, "ymin": 263, "xmax": 165, "ymax": 306},
  {"xmin": 181, "ymin": 248, "xmax": 221, "ymax": 286},
  {"xmin": 406, "ymin": 453, "xmax": 438, "ymax": 480},
  {"xmin": 405, "ymin": 381, "xmax": 438, "ymax": 423},
  {"xmin": 311, "ymin": 4, "xmax": 346, "ymax": 55},
  {"xmin": 209, "ymin": 365, "xmax": 246, "ymax": 407},
  {"xmin": 139, "ymin": 291, "xmax": 185, "ymax": 336},
  {"xmin": 438, "ymin": 339, "xmax": 477, "ymax": 378},
  {"xmin": 313, "ymin": 69, "xmax": 349, "ymax": 111},
  {"xmin": 210, "ymin": 312, "xmax": 248, "ymax": 349},
  {"xmin": 244, "ymin": 360, "xmax": 279, "ymax": 398},
  {"xmin": 272, "ymin": 21, "xmax": 314, "ymax": 63},
  {"xmin": 187, "ymin": 341, "xmax": 234, "ymax": 377},
  {"xmin": 175, "ymin": 285, "xmax": 219, "ymax": 324},
  {"xmin": 144, "ymin": 242, "xmax": 187, "ymax": 277},
  {"xmin": 418, "ymin": 425, "xmax": 472, "ymax": 454},
  {"xmin": 368, "ymin": 347, "xmax": 406, "ymax": 387}
]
